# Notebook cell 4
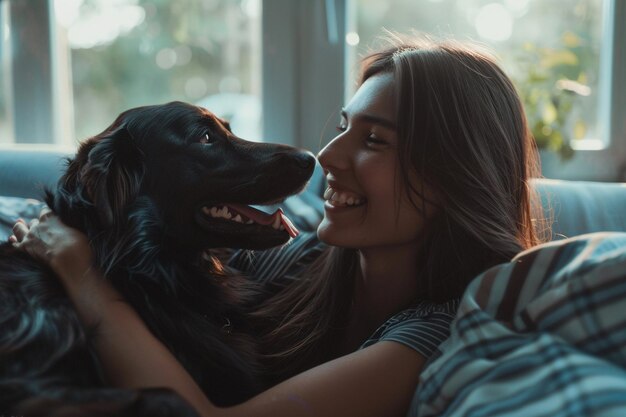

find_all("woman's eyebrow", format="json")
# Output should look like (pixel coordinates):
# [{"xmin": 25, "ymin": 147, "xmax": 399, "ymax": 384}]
[{"xmin": 340, "ymin": 109, "xmax": 396, "ymax": 130}]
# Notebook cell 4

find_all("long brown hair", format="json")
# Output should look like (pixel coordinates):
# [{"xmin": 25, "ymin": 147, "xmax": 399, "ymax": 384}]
[{"xmin": 253, "ymin": 36, "xmax": 545, "ymax": 384}]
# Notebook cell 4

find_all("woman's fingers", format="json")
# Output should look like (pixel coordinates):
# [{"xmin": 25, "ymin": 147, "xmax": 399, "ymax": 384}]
[
  {"xmin": 11, "ymin": 218, "xmax": 50, "ymax": 262},
  {"xmin": 13, "ymin": 212, "xmax": 94, "ymax": 278},
  {"xmin": 12, "ymin": 220, "xmax": 29, "ymax": 242},
  {"xmin": 39, "ymin": 207, "xmax": 53, "ymax": 220}
]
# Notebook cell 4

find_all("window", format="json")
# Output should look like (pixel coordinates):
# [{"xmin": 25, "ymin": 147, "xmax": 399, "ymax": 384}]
[
  {"xmin": 2, "ymin": 0, "xmax": 625, "ymax": 180},
  {"xmin": 1, "ymin": 0, "xmax": 262, "ymax": 146},
  {"xmin": 345, "ymin": 0, "xmax": 626, "ymax": 180}
]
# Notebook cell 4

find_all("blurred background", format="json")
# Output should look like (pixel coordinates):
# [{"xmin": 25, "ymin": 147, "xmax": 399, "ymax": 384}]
[{"xmin": 0, "ymin": 0, "xmax": 624, "ymax": 180}]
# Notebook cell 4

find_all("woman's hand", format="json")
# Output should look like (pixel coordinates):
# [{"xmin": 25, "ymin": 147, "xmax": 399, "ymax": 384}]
[
  {"xmin": 11, "ymin": 208, "xmax": 93, "ymax": 281},
  {"xmin": 11, "ymin": 209, "xmax": 121, "ymax": 328}
]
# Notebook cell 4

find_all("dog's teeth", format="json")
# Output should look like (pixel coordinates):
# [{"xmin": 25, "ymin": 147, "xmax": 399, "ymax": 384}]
[
  {"xmin": 202, "ymin": 206, "xmax": 211, "ymax": 215},
  {"xmin": 279, "ymin": 224, "xmax": 285, "ymax": 231},
  {"xmin": 210, "ymin": 207, "xmax": 219, "ymax": 217},
  {"xmin": 219, "ymin": 206, "xmax": 229, "ymax": 217},
  {"xmin": 233, "ymin": 214, "xmax": 243, "ymax": 223},
  {"xmin": 347, "ymin": 197, "xmax": 354, "ymax": 205},
  {"xmin": 246, "ymin": 219, "xmax": 254, "ymax": 224}
]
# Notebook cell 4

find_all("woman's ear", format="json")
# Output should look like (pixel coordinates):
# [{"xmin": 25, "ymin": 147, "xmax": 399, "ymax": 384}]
[{"xmin": 80, "ymin": 125, "xmax": 144, "ymax": 227}]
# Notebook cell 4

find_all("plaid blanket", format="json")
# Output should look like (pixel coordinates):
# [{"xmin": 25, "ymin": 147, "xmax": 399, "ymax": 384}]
[{"xmin": 410, "ymin": 232, "xmax": 626, "ymax": 417}]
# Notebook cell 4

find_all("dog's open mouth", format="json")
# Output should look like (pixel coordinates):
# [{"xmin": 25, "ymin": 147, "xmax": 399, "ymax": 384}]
[{"xmin": 199, "ymin": 204, "xmax": 299, "ymax": 238}]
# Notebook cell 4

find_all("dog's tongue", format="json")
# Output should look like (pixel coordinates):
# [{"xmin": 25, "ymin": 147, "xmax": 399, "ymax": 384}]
[{"xmin": 228, "ymin": 204, "xmax": 299, "ymax": 238}]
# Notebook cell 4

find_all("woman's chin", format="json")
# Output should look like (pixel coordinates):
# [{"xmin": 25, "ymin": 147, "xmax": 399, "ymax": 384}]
[
  {"xmin": 316, "ymin": 220, "xmax": 334, "ymax": 244},
  {"xmin": 317, "ymin": 220, "xmax": 355, "ymax": 248}
]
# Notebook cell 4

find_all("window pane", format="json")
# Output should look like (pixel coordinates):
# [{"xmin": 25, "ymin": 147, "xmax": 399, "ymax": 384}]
[
  {"xmin": 56, "ymin": 0, "xmax": 262, "ymax": 144},
  {"xmin": 350, "ymin": 0, "xmax": 606, "ymax": 154}
]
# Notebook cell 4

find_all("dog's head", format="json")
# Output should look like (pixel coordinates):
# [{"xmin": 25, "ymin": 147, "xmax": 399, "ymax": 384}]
[{"xmin": 57, "ymin": 101, "xmax": 315, "ymax": 255}]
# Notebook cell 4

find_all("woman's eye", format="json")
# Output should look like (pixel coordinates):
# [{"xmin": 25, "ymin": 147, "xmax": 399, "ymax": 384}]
[
  {"xmin": 199, "ymin": 133, "xmax": 212, "ymax": 144},
  {"xmin": 365, "ymin": 134, "xmax": 388, "ymax": 147}
]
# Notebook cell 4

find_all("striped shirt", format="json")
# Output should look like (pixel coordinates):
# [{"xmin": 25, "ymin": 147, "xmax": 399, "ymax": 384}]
[
  {"xmin": 411, "ymin": 232, "xmax": 626, "ymax": 417},
  {"xmin": 229, "ymin": 231, "xmax": 458, "ymax": 359}
]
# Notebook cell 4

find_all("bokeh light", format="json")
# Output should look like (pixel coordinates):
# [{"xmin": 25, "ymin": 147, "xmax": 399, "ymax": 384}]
[{"xmin": 474, "ymin": 3, "xmax": 513, "ymax": 42}]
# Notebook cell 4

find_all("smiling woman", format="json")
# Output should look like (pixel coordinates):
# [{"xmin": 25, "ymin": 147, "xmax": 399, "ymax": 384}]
[{"xmin": 249, "ymin": 38, "xmax": 543, "ymax": 393}]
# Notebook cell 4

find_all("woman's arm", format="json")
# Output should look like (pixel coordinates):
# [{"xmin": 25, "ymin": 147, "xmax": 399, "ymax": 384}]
[
  {"xmin": 65, "ymin": 269, "xmax": 219, "ymax": 415},
  {"xmin": 12, "ymin": 214, "xmax": 425, "ymax": 417},
  {"xmin": 12, "ymin": 214, "xmax": 220, "ymax": 413},
  {"xmin": 235, "ymin": 340, "xmax": 424, "ymax": 417}
]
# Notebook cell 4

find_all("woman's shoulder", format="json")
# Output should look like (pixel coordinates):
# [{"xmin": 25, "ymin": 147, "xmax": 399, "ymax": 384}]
[
  {"xmin": 360, "ymin": 299, "xmax": 459, "ymax": 359},
  {"xmin": 382, "ymin": 299, "xmax": 459, "ymax": 322}
]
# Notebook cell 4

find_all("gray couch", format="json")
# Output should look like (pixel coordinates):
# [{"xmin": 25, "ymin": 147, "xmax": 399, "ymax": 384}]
[{"xmin": 1, "ymin": 147, "xmax": 626, "ymax": 241}]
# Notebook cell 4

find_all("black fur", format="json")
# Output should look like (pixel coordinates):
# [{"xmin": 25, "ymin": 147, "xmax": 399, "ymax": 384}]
[{"xmin": 0, "ymin": 101, "xmax": 315, "ymax": 415}]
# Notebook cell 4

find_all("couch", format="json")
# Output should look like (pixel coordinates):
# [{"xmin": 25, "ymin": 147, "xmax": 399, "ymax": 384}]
[{"xmin": 1, "ymin": 146, "xmax": 626, "ymax": 241}]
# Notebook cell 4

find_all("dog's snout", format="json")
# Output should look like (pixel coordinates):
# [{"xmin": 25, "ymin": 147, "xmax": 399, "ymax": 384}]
[{"xmin": 291, "ymin": 150, "xmax": 316, "ymax": 171}]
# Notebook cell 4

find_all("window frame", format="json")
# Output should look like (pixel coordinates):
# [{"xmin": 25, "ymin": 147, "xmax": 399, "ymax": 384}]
[{"xmin": 262, "ymin": 0, "xmax": 347, "ymax": 153}]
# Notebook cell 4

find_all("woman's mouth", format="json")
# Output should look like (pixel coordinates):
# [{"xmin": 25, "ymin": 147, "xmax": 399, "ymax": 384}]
[{"xmin": 323, "ymin": 186, "xmax": 367, "ymax": 208}]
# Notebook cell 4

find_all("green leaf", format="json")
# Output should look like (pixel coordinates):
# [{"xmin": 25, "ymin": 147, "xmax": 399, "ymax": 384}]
[
  {"xmin": 542, "ymin": 102, "xmax": 557, "ymax": 124},
  {"xmin": 562, "ymin": 31, "xmax": 582, "ymax": 48},
  {"xmin": 573, "ymin": 120, "xmax": 587, "ymax": 139},
  {"xmin": 540, "ymin": 50, "xmax": 579, "ymax": 68}
]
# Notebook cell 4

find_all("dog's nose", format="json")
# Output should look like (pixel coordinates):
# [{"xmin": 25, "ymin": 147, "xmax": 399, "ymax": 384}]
[{"xmin": 292, "ymin": 150, "xmax": 316, "ymax": 171}]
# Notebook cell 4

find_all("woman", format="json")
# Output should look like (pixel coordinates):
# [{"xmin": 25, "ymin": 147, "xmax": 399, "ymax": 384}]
[{"xmin": 12, "ymin": 37, "xmax": 543, "ymax": 416}]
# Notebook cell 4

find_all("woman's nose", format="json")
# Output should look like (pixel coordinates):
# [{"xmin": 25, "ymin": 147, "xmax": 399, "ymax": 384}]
[{"xmin": 317, "ymin": 134, "xmax": 350, "ymax": 172}]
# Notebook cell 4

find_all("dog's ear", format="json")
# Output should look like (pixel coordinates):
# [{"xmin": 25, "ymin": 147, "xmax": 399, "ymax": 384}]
[
  {"xmin": 218, "ymin": 117, "xmax": 232, "ymax": 132},
  {"xmin": 80, "ymin": 125, "xmax": 144, "ymax": 227}
]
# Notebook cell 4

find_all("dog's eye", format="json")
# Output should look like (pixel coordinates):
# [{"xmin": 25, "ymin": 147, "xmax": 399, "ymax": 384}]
[{"xmin": 199, "ymin": 133, "xmax": 213, "ymax": 145}]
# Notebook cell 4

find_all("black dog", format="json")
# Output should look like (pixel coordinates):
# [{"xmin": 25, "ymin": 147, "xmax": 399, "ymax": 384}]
[{"xmin": 0, "ymin": 101, "xmax": 315, "ymax": 416}]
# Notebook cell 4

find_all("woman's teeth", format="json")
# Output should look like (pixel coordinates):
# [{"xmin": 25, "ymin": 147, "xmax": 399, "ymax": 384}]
[{"xmin": 323, "ymin": 187, "xmax": 365, "ymax": 207}]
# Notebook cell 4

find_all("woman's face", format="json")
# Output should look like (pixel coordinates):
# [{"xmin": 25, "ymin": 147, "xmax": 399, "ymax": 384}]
[{"xmin": 317, "ymin": 72, "xmax": 436, "ymax": 251}]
